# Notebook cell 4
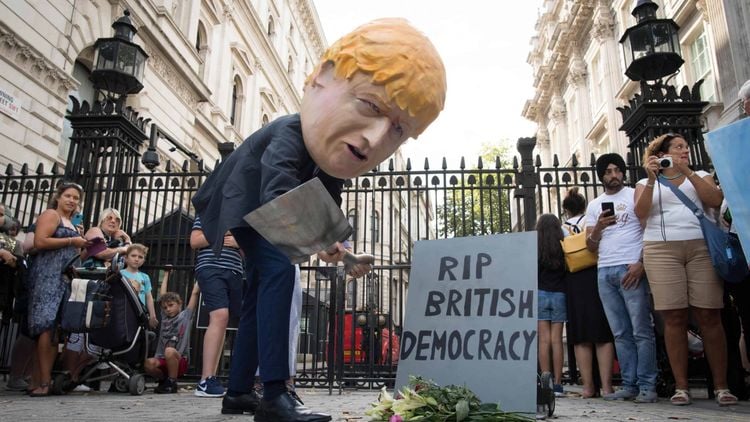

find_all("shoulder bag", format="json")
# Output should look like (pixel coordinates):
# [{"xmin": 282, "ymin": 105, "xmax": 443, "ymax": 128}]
[
  {"xmin": 656, "ymin": 176, "xmax": 748, "ymax": 283},
  {"xmin": 561, "ymin": 215, "xmax": 598, "ymax": 273}
]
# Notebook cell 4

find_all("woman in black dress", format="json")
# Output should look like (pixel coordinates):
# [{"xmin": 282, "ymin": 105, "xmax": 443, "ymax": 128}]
[{"xmin": 563, "ymin": 187, "xmax": 615, "ymax": 398}]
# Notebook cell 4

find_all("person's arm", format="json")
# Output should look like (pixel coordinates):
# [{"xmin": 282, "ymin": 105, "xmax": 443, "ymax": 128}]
[
  {"xmin": 186, "ymin": 282, "xmax": 200, "ymax": 313},
  {"xmin": 146, "ymin": 293, "xmax": 158, "ymax": 329},
  {"xmin": 687, "ymin": 172, "xmax": 723, "ymax": 208},
  {"xmin": 22, "ymin": 231, "xmax": 36, "ymax": 255},
  {"xmin": 0, "ymin": 249, "xmax": 16, "ymax": 267},
  {"xmin": 85, "ymin": 227, "xmax": 127, "ymax": 260},
  {"xmin": 34, "ymin": 209, "xmax": 88, "ymax": 250},
  {"xmin": 158, "ymin": 267, "xmax": 171, "ymax": 300},
  {"xmin": 190, "ymin": 228, "xmax": 209, "ymax": 250}
]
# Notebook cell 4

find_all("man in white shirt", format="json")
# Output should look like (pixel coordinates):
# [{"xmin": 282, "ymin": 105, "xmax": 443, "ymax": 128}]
[{"xmin": 585, "ymin": 153, "xmax": 658, "ymax": 403}]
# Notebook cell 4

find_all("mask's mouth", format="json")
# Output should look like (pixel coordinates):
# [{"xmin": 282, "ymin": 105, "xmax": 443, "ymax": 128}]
[{"xmin": 348, "ymin": 144, "xmax": 367, "ymax": 161}]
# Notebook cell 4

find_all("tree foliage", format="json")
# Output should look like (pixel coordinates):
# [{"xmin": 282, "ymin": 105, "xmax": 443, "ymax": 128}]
[{"xmin": 437, "ymin": 142, "xmax": 516, "ymax": 238}]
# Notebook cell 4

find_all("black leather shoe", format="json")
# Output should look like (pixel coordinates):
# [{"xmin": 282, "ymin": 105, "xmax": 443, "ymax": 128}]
[
  {"xmin": 254, "ymin": 391, "xmax": 332, "ymax": 422},
  {"xmin": 221, "ymin": 391, "xmax": 260, "ymax": 414}
]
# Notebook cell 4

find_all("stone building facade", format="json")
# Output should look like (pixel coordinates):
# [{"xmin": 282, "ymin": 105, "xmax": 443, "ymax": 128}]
[
  {"xmin": 522, "ymin": 0, "xmax": 750, "ymax": 165},
  {"xmin": 0, "ymin": 0, "xmax": 326, "ymax": 171}
]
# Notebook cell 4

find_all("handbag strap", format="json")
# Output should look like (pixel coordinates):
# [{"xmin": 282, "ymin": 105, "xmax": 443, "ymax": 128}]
[
  {"xmin": 563, "ymin": 215, "xmax": 585, "ymax": 234},
  {"xmin": 655, "ymin": 176, "xmax": 707, "ymax": 222}
]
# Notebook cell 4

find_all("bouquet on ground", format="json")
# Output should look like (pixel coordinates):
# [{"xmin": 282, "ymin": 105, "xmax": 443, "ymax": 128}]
[{"xmin": 365, "ymin": 375, "xmax": 532, "ymax": 421}]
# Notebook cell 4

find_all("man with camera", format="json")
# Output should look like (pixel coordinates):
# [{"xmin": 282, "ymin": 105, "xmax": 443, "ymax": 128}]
[{"xmin": 585, "ymin": 153, "xmax": 658, "ymax": 403}]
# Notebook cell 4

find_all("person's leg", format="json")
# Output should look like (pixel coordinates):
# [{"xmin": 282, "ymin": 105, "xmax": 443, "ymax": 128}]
[
  {"xmin": 693, "ymin": 307, "xmax": 729, "ymax": 388},
  {"xmin": 619, "ymin": 273, "xmax": 658, "ymax": 394},
  {"xmin": 574, "ymin": 343, "xmax": 595, "ymax": 397},
  {"xmin": 226, "ymin": 228, "xmax": 261, "ymax": 396},
  {"xmin": 660, "ymin": 308, "xmax": 689, "ymax": 390},
  {"xmin": 203, "ymin": 308, "xmax": 229, "ymax": 378},
  {"xmin": 538, "ymin": 320, "xmax": 551, "ymax": 373},
  {"xmin": 551, "ymin": 321, "xmax": 564, "ymax": 386},
  {"xmin": 164, "ymin": 347, "xmax": 180, "ymax": 379},
  {"xmin": 597, "ymin": 266, "xmax": 637, "ymax": 396},
  {"xmin": 31, "ymin": 330, "xmax": 56, "ymax": 395},
  {"xmin": 8, "ymin": 334, "xmax": 34, "ymax": 386},
  {"xmin": 195, "ymin": 267, "xmax": 231, "ymax": 382},
  {"xmin": 595, "ymin": 342, "xmax": 615, "ymax": 394},
  {"xmin": 143, "ymin": 357, "xmax": 163, "ymax": 379}
]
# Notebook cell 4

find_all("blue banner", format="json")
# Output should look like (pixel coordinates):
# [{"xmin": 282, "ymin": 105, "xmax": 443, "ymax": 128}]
[{"xmin": 705, "ymin": 118, "xmax": 750, "ymax": 264}]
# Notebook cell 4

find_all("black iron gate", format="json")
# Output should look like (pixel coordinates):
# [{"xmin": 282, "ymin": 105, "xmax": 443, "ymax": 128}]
[{"xmin": 0, "ymin": 132, "xmax": 705, "ymax": 389}]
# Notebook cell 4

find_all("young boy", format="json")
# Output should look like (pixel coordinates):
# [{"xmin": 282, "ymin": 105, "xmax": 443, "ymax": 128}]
[
  {"xmin": 144, "ymin": 269, "xmax": 200, "ymax": 394},
  {"xmin": 192, "ymin": 18, "xmax": 446, "ymax": 421},
  {"xmin": 121, "ymin": 243, "xmax": 158, "ymax": 329}
]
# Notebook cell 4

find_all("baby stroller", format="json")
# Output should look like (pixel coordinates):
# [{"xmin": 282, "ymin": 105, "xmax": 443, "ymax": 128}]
[{"xmin": 53, "ymin": 253, "xmax": 150, "ymax": 395}]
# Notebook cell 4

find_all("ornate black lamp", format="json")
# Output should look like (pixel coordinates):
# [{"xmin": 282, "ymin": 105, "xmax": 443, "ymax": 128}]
[
  {"xmin": 90, "ymin": 10, "xmax": 148, "ymax": 97},
  {"xmin": 619, "ymin": 0, "xmax": 683, "ymax": 81}
]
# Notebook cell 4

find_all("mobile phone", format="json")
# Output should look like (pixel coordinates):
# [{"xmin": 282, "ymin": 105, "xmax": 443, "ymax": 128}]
[
  {"xmin": 71, "ymin": 212, "xmax": 84, "ymax": 226},
  {"xmin": 601, "ymin": 202, "xmax": 615, "ymax": 216}
]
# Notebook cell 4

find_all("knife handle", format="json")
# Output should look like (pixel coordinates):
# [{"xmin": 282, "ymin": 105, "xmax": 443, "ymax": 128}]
[{"xmin": 325, "ymin": 245, "xmax": 375, "ymax": 266}]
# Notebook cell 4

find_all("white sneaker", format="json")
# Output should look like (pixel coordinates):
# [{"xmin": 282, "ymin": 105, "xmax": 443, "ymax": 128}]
[{"xmin": 73, "ymin": 384, "xmax": 92, "ymax": 392}]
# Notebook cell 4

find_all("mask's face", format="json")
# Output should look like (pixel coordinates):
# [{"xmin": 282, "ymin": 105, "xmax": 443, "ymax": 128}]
[{"xmin": 300, "ymin": 66, "xmax": 419, "ymax": 179}]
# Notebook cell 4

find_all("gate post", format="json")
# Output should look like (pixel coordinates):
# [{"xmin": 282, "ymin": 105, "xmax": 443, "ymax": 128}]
[{"xmin": 516, "ymin": 137, "xmax": 537, "ymax": 231}]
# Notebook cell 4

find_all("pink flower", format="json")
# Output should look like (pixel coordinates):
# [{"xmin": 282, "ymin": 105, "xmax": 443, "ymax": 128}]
[{"xmin": 390, "ymin": 415, "xmax": 403, "ymax": 422}]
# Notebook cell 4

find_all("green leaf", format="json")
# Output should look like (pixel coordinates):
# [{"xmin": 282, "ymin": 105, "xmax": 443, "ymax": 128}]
[{"xmin": 455, "ymin": 399, "xmax": 470, "ymax": 421}]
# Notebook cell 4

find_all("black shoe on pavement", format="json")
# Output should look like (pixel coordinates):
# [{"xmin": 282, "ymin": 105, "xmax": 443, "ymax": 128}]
[
  {"xmin": 221, "ymin": 390, "xmax": 260, "ymax": 414},
  {"xmin": 154, "ymin": 378, "xmax": 178, "ymax": 394},
  {"xmin": 254, "ymin": 391, "xmax": 332, "ymax": 422}
]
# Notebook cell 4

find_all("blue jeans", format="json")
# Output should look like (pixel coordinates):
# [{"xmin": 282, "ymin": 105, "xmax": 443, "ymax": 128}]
[{"xmin": 598, "ymin": 264, "xmax": 657, "ymax": 392}]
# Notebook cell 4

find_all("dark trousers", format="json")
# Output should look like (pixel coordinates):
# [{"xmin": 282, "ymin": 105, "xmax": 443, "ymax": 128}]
[{"xmin": 228, "ymin": 226, "xmax": 295, "ymax": 393}]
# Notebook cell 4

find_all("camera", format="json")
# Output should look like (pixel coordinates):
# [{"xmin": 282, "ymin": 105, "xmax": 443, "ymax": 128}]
[{"xmin": 659, "ymin": 156, "xmax": 673, "ymax": 168}]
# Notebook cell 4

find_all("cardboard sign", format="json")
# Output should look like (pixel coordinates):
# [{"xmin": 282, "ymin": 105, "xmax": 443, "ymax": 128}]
[
  {"xmin": 395, "ymin": 232, "xmax": 537, "ymax": 414},
  {"xmin": 705, "ymin": 117, "xmax": 750, "ymax": 264}
]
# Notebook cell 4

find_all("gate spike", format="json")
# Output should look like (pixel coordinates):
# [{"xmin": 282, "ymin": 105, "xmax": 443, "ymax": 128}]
[
  {"xmin": 571, "ymin": 154, "xmax": 579, "ymax": 167},
  {"xmin": 513, "ymin": 156, "xmax": 519, "ymax": 170},
  {"xmin": 20, "ymin": 163, "xmax": 29, "ymax": 175},
  {"xmin": 459, "ymin": 157, "xmax": 465, "ymax": 170},
  {"xmin": 51, "ymin": 162, "xmax": 60, "ymax": 174},
  {"xmin": 388, "ymin": 158, "xmax": 394, "ymax": 171},
  {"xmin": 424, "ymin": 157, "xmax": 429, "ymax": 170},
  {"xmin": 495, "ymin": 156, "xmax": 501, "ymax": 169},
  {"xmin": 198, "ymin": 160, "xmax": 204, "ymax": 172},
  {"xmin": 552, "ymin": 154, "xmax": 559, "ymax": 167},
  {"xmin": 36, "ymin": 163, "xmax": 45, "ymax": 174},
  {"xmin": 589, "ymin": 153, "xmax": 596, "ymax": 166},
  {"xmin": 4, "ymin": 163, "xmax": 13, "ymax": 176},
  {"xmin": 165, "ymin": 160, "xmax": 173, "ymax": 172},
  {"xmin": 182, "ymin": 160, "xmax": 189, "ymax": 172},
  {"xmin": 477, "ymin": 156, "xmax": 483, "ymax": 169},
  {"xmin": 442, "ymin": 157, "xmax": 447, "ymax": 170},
  {"xmin": 405, "ymin": 158, "xmax": 412, "ymax": 171},
  {"xmin": 534, "ymin": 154, "xmax": 541, "ymax": 167},
  {"xmin": 626, "ymin": 151, "xmax": 634, "ymax": 166}
]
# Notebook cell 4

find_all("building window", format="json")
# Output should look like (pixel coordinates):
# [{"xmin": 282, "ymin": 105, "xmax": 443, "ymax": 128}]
[
  {"xmin": 371, "ymin": 211, "xmax": 380, "ymax": 243},
  {"xmin": 230, "ymin": 76, "xmax": 243, "ymax": 127},
  {"xmin": 267, "ymin": 16, "xmax": 275, "ymax": 37},
  {"xmin": 287, "ymin": 55, "xmax": 294, "ymax": 76},
  {"xmin": 261, "ymin": 114, "xmax": 270, "ymax": 127},
  {"xmin": 347, "ymin": 209, "xmax": 357, "ymax": 240},
  {"xmin": 61, "ymin": 61, "xmax": 96, "ymax": 159},
  {"xmin": 688, "ymin": 31, "xmax": 716, "ymax": 102},
  {"xmin": 196, "ymin": 21, "xmax": 209, "ymax": 79}
]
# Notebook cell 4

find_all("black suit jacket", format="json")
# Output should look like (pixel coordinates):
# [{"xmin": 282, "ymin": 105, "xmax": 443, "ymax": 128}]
[{"xmin": 192, "ymin": 114, "xmax": 344, "ymax": 253}]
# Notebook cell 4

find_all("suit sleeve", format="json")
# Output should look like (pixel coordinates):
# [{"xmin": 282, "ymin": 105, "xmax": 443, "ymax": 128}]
[{"xmin": 258, "ymin": 130, "xmax": 305, "ymax": 205}]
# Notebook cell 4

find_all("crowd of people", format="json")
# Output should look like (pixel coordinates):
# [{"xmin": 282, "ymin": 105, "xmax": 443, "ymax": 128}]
[{"xmin": 536, "ymin": 127, "xmax": 750, "ymax": 407}]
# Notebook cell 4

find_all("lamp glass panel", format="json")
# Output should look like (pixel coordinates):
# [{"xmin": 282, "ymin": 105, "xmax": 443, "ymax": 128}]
[
  {"xmin": 134, "ymin": 51, "xmax": 145, "ymax": 80},
  {"xmin": 96, "ymin": 41, "xmax": 117, "ymax": 70},
  {"xmin": 631, "ymin": 25, "xmax": 653, "ymax": 59},
  {"xmin": 653, "ymin": 22, "xmax": 673, "ymax": 53},
  {"xmin": 116, "ymin": 43, "xmax": 136, "ymax": 75}
]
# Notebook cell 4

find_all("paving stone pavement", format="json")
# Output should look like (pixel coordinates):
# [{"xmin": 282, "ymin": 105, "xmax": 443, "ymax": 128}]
[{"xmin": 1, "ymin": 381, "xmax": 749, "ymax": 421}]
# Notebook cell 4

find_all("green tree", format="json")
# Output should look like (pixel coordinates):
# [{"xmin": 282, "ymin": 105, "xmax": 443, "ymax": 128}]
[{"xmin": 437, "ymin": 142, "xmax": 515, "ymax": 238}]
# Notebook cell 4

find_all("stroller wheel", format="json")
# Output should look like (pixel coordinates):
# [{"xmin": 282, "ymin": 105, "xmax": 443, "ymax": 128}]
[
  {"xmin": 129, "ymin": 374, "xmax": 146, "ymax": 395},
  {"xmin": 52, "ymin": 373, "xmax": 72, "ymax": 395},
  {"xmin": 113, "ymin": 376, "xmax": 129, "ymax": 393}
]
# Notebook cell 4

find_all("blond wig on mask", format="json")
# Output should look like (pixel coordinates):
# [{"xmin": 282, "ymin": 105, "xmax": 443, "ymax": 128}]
[{"xmin": 307, "ymin": 18, "xmax": 447, "ymax": 137}]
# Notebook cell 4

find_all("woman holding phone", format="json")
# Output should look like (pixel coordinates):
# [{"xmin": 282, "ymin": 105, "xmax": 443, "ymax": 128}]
[
  {"xmin": 82, "ymin": 207, "xmax": 131, "ymax": 268},
  {"xmin": 634, "ymin": 133, "xmax": 736, "ymax": 406},
  {"xmin": 27, "ymin": 182, "xmax": 90, "ymax": 396}
]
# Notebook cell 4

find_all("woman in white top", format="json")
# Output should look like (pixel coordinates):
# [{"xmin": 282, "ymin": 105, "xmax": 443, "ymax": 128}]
[{"xmin": 633, "ymin": 133, "xmax": 736, "ymax": 406}]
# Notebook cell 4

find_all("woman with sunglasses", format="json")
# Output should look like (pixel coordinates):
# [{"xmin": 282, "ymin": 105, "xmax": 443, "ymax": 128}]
[
  {"xmin": 634, "ymin": 133, "xmax": 736, "ymax": 406},
  {"xmin": 26, "ymin": 182, "xmax": 90, "ymax": 396}
]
